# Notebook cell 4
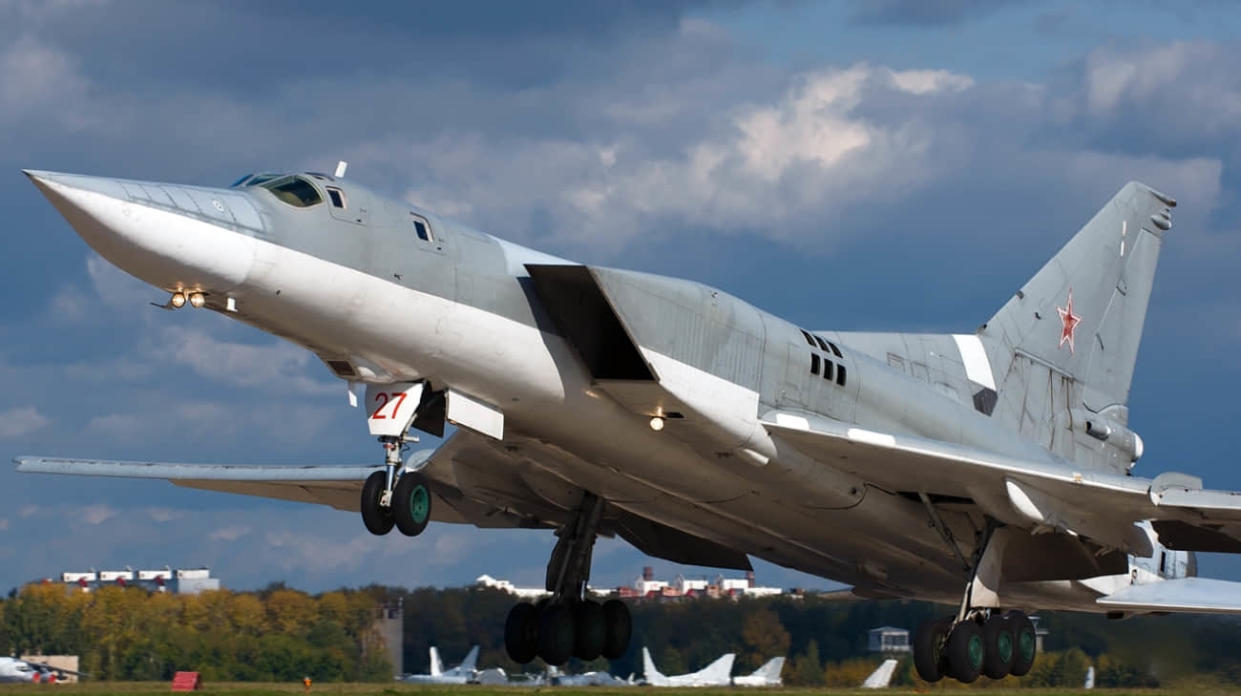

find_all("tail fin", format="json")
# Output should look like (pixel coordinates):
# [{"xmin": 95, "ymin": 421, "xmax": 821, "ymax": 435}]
[
  {"xmin": 457, "ymin": 646, "xmax": 479, "ymax": 673},
  {"xmin": 642, "ymin": 647, "xmax": 664, "ymax": 682},
  {"xmin": 429, "ymin": 647, "xmax": 443, "ymax": 676},
  {"xmin": 698, "ymin": 653, "xmax": 736, "ymax": 684},
  {"xmin": 861, "ymin": 659, "xmax": 898, "ymax": 689},
  {"xmin": 750, "ymin": 657, "xmax": 785, "ymax": 682},
  {"xmin": 980, "ymin": 181, "xmax": 1175, "ymax": 471}
]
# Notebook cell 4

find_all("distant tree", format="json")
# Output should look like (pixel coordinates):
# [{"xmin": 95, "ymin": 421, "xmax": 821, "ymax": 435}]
[
  {"xmin": 788, "ymin": 639, "xmax": 823, "ymax": 686},
  {"xmin": 740, "ymin": 608, "xmax": 790, "ymax": 670},
  {"xmin": 822, "ymin": 657, "xmax": 881, "ymax": 687}
]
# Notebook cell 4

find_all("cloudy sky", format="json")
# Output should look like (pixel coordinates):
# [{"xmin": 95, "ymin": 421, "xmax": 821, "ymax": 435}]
[{"xmin": 3, "ymin": 0, "xmax": 1241, "ymax": 594}]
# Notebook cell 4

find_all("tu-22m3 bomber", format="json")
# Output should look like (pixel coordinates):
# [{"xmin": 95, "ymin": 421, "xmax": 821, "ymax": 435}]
[{"xmin": 18, "ymin": 162, "xmax": 1241, "ymax": 683}]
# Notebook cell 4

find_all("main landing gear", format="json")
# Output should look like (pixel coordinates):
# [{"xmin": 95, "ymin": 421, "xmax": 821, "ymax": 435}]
[
  {"xmin": 914, "ymin": 609, "xmax": 1036, "ymax": 683},
  {"xmin": 361, "ymin": 434, "xmax": 432, "ymax": 537},
  {"xmin": 504, "ymin": 492, "xmax": 632, "ymax": 666},
  {"xmin": 913, "ymin": 521, "xmax": 1038, "ymax": 683}
]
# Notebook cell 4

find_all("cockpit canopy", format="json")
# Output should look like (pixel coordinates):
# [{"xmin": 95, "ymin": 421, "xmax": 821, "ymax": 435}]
[{"xmin": 230, "ymin": 173, "xmax": 323, "ymax": 208}]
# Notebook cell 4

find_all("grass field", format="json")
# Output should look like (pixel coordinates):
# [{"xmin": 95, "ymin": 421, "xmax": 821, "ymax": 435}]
[{"xmin": 1, "ymin": 685, "xmax": 1239, "ymax": 696}]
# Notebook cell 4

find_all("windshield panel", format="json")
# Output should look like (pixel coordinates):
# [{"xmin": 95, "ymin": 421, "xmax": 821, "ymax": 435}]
[
  {"xmin": 261, "ymin": 176, "xmax": 323, "ymax": 207},
  {"xmin": 229, "ymin": 174, "xmax": 252, "ymax": 188}
]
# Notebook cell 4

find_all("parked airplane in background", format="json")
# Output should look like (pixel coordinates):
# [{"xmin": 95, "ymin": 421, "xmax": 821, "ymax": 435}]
[
  {"xmin": 860, "ymin": 659, "xmax": 899, "ymax": 689},
  {"xmin": 398, "ymin": 646, "xmax": 479, "ymax": 684},
  {"xmin": 1084, "ymin": 665, "xmax": 1095, "ymax": 689},
  {"xmin": 21, "ymin": 165, "xmax": 1241, "ymax": 685},
  {"xmin": 732, "ymin": 656, "xmax": 785, "ymax": 687},
  {"xmin": 551, "ymin": 666, "xmax": 636, "ymax": 687},
  {"xmin": 642, "ymin": 648, "xmax": 734, "ymax": 687},
  {"xmin": 0, "ymin": 657, "xmax": 83, "ymax": 684}
]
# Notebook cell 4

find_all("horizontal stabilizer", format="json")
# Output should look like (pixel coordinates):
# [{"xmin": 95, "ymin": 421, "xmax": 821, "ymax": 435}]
[{"xmin": 1096, "ymin": 577, "xmax": 1241, "ymax": 614}]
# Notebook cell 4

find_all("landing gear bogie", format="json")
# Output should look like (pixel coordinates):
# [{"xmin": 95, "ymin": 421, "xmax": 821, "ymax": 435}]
[
  {"xmin": 914, "ymin": 610, "xmax": 1035, "ymax": 684},
  {"xmin": 501, "ymin": 492, "xmax": 634, "ymax": 666},
  {"xmin": 503, "ymin": 597, "xmax": 630, "ymax": 666}
]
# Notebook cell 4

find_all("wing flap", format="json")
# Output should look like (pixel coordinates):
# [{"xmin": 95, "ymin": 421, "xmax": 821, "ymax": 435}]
[{"xmin": 1096, "ymin": 577, "xmax": 1241, "ymax": 614}]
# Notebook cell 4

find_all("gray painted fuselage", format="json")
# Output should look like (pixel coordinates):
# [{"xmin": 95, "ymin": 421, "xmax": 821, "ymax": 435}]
[{"xmin": 23, "ymin": 169, "xmax": 1160, "ymax": 609}]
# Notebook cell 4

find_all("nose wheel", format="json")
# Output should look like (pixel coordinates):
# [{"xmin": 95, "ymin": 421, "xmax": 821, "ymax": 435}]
[
  {"xmin": 360, "ymin": 435, "xmax": 432, "ymax": 537},
  {"xmin": 502, "ymin": 492, "xmax": 632, "ymax": 666}
]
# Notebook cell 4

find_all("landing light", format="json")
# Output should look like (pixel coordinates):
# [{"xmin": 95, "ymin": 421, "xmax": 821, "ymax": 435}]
[
  {"xmin": 169, "ymin": 292, "xmax": 186, "ymax": 309},
  {"xmin": 649, "ymin": 417, "xmax": 665, "ymax": 432},
  {"xmin": 188, "ymin": 292, "xmax": 206, "ymax": 309}
]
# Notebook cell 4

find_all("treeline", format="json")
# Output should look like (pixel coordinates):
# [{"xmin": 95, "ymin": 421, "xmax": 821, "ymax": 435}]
[
  {"xmin": 4, "ymin": 581, "xmax": 1241, "ymax": 686},
  {"xmin": 0, "ymin": 582, "xmax": 392, "ymax": 681}
]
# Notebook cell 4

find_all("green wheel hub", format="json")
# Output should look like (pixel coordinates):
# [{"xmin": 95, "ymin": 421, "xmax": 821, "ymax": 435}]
[
  {"xmin": 997, "ymin": 631, "xmax": 1013, "ymax": 663},
  {"xmin": 409, "ymin": 484, "xmax": 430, "ymax": 524},
  {"xmin": 1018, "ymin": 629, "xmax": 1036, "ymax": 662},
  {"xmin": 967, "ymin": 634, "xmax": 984, "ymax": 669}
]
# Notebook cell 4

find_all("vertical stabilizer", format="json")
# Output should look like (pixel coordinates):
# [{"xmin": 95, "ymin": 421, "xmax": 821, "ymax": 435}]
[
  {"xmin": 980, "ymin": 181, "xmax": 1174, "ymax": 472},
  {"xmin": 697, "ymin": 653, "xmax": 736, "ymax": 685},
  {"xmin": 861, "ymin": 659, "xmax": 898, "ymax": 689},
  {"xmin": 429, "ymin": 647, "xmax": 443, "ymax": 677},
  {"xmin": 642, "ymin": 647, "xmax": 666, "ymax": 685},
  {"xmin": 750, "ymin": 657, "xmax": 785, "ymax": 683},
  {"xmin": 457, "ymin": 646, "xmax": 479, "ymax": 674}
]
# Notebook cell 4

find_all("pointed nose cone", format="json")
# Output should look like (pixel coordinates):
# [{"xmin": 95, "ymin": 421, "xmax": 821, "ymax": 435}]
[{"xmin": 24, "ymin": 169, "xmax": 256, "ymax": 295}]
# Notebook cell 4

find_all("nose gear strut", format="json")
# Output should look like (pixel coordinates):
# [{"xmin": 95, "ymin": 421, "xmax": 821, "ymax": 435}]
[{"xmin": 504, "ymin": 492, "xmax": 632, "ymax": 666}]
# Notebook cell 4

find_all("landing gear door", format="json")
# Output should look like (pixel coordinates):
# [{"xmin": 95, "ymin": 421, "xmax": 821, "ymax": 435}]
[{"xmin": 364, "ymin": 382, "xmax": 423, "ymax": 437}]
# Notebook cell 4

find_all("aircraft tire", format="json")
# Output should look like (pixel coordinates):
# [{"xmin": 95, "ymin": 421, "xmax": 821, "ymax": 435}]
[
  {"xmin": 573, "ymin": 600, "xmax": 606, "ymax": 661},
  {"xmin": 504, "ymin": 602, "xmax": 539, "ymax": 664},
  {"xmin": 1006, "ymin": 611, "xmax": 1037, "ymax": 677},
  {"xmin": 913, "ymin": 617, "xmax": 949, "ymax": 682},
  {"xmin": 393, "ymin": 472, "xmax": 431, "ymax": 537},
  {"xmin": 982, "ymin": 614, "xmax": 1014, "ymax": 679},
  {"xmin": 946, "ymin": 620, "xmax": 984, "ymax": 683},
  {"xmin": 360, "ymin": 471, "xmax": 394, "ymax": 535},
  {"xmin": 537, "ymin": 603, "xmax": 576, "ymax": 666},
  {"xmin": 601, "ymin": 599, "xmax": 632, "ymax": 659}
]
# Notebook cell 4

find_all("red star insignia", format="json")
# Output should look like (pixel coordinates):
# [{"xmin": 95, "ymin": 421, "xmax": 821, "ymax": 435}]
[{"xmin": 1057, "ymin": 289, "xmax": 1081, "ymax": 354}]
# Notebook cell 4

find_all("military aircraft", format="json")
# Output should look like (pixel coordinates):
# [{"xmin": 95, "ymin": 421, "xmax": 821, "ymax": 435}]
[
  {"xmin": 0, "ymin": 656, "xmax": 83, "ymax": 684},
  {"xmin": 18, "ymin": 165, "xmax": 1241, "ymax": 683},
  {"xmin": 642, "ymin": 648, "xmax": 734, "ymax": 687},
  {"xmin": 731, "ymin": 656, "xmax": 785, "ymax": 687},
  {"xmin": 550, "ymin": 666, "xmax": 637, "ymax": 687},
  {"xmin": 398, "ymin": 646, "xmax": 479, "ymax": 684}
]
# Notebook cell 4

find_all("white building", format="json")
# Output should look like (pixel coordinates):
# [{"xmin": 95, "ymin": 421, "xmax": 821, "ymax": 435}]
[
  {"xmin": 674, "ymin": 575, "xmax": 710, "ymax": 595},
  {"xmin": 58, "ymin": 567, "xmax": 218, "ymax": 594},
  {"xmin": 476, "ymin": 574, "xmax": 551, "ymax": 599},
  {"xmin": 867, "ymin": 626, "xmax": 911, "ymax": 653}
]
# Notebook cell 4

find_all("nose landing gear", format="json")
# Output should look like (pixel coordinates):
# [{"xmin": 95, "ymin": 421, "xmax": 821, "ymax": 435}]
[
  {"xmin": 503, "ymin": 492, "xmax": 632, "ymax": 666},
  {"xmin": 359, "ymin": 382, "xmax": 433, "ymax": 537}
]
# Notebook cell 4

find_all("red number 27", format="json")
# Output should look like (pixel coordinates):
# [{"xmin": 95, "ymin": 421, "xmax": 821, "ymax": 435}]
[{"xmin": 370, "ymin": 392, "xmax": 408, "ymax": 419}]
